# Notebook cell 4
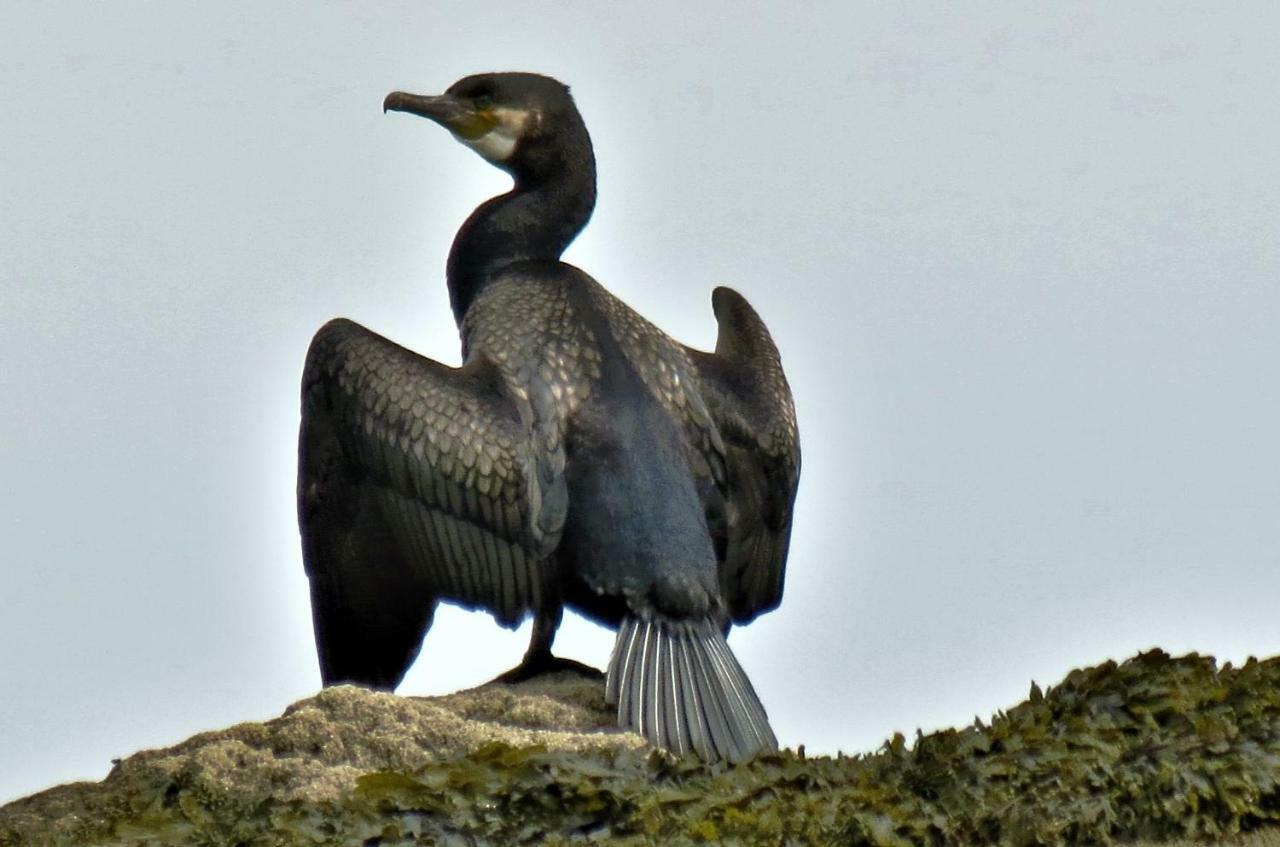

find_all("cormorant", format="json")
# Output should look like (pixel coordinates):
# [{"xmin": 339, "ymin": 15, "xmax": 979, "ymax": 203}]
[{"xmin": 299, "ymin": 72, "xmax": 800, "ymax": 763}]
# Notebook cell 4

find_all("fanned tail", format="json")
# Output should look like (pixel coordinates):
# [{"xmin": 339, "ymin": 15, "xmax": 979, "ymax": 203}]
[{"xmin": 605, "ymin": 615, "xmax": 776, "ymax": 763}]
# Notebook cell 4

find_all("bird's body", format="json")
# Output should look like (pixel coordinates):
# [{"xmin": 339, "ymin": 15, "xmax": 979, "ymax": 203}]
[{"xmin": 299, "ymin": 73, "xmax": 799, "ymax": 762}]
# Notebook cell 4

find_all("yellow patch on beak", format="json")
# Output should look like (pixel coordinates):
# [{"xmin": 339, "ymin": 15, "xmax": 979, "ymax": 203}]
[
  {"xmin": 460, "ymin": 107, "xmax": 532, "ymax": 163},
  {"xmin": 449, "ymin": 110, "xmax": 498, "ymax": 141}
]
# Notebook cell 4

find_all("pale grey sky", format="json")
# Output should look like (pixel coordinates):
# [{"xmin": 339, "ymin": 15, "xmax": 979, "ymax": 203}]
[{"xmin": 2, "ymin": 2, "xmax": 1278, "ymax": 803}]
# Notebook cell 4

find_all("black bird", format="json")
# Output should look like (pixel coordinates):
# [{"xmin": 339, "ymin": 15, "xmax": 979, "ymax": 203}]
[{"xmin": 299, "ymin": 72, "xmax": 800, "ymax": 763}]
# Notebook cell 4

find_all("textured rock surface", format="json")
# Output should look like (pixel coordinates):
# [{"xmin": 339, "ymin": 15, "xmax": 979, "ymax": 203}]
[
  {"xmin": 5, "ymin": 652, "xmax": 1280, "ymax": 846},
  {"xmin": 0, "ymin": 673, "xmax": 642, "ymax": 845}
]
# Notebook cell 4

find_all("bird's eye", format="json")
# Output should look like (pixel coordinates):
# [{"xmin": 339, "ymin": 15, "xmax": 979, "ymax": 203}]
[{"xmin": 474, "ymin": 94, "xmax": 494, "ymax": 110}]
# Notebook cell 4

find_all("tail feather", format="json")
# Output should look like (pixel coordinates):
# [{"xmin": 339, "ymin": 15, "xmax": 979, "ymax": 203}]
[
  {"xmin": 682, "ymin": 627, "xmax": 733, "ymax": 759},
  {"xmin": 606, "ymin": 615, "xmax": 777, "ymax": 763},
  {"xmin": 706, "ymin": 631, "xmax": 775, "ymax": 755},
  {"xmin": 607, "ymin": 619, "xmax": 640, "ymax": 726}
]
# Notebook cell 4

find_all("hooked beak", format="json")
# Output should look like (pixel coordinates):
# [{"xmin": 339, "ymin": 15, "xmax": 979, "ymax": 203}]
[{"xmin": 383, "ymin": 91, "xmax": 495, "ymax": 140}]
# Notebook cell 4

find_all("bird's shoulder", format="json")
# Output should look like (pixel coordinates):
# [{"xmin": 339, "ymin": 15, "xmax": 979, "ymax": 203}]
[
  {"xmin": 578, "ymin": 283, "xmax": 729, "ymax": 484},
  {"xmin": 686, "ymin": 287, "xmax": 798, "ymax": 462}
]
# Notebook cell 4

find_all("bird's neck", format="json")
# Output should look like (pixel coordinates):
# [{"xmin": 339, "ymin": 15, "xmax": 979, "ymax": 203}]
[{"xmin": 447, "ymin": 159, "xmax": 596, "ymax": 323}]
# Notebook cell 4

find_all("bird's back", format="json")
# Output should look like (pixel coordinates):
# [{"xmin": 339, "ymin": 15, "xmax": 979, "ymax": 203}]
[{"xmin": 462, "ymin": 264, "xmax": 725, "ymax": 624}]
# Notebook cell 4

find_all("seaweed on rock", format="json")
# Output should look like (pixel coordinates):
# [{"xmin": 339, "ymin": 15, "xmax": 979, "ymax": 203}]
[{"xmin": 3, "ymin": 650, "xmax": 1280, "ymax": 846}]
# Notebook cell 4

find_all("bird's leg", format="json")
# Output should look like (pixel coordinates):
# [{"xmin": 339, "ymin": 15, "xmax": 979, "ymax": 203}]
[{"xmin": 495, "ymin": 605, "xmax": 603, "ymax": 682}]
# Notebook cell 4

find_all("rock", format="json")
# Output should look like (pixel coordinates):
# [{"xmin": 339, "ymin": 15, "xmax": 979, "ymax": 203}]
[
  {"xmin": 7, "ymin": 651, "xmax": 1280, "ymax": 846},
  {"xmin": 0, "ymin": 673, "xmax": 643, "ymax": 845}
]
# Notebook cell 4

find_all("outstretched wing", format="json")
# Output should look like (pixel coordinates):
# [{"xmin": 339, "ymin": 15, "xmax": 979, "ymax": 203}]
[
  {"xmin": 298, "ymin": 318, "xmax": 567, "ymax": 689},
  {"xmin": 687, "ymin": 287, "xmax": 800, "ymax": 624}
]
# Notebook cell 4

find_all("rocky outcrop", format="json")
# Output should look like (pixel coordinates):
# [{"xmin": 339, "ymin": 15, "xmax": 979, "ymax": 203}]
[
  {"xmin": 4, "ymin": 652, "xmax": 1280, "ymax": 846},
  {"xmin": 0, "ymin": 673, "xmax": 642, "ymax": 845}
]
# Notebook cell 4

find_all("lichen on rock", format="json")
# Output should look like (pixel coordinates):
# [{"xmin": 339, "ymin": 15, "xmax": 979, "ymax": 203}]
[
  {"xmin": 0, "ymin": 673, "xmax": 643, "ymax": 845},
  {"xmin": 4, "ymin": 651, "xmax": 1280, "ymax": 846}
]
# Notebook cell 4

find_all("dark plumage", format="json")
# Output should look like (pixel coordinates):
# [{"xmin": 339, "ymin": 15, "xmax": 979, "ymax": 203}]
[{"xmin": 299, "ymin": 72, "xmax": 800, "ymax": 762}]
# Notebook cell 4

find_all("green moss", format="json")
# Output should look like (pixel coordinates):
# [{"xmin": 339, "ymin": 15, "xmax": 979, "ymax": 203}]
[{"xmin": 5, "ymin": 650, "xmax": 1280, "ymax": 846}]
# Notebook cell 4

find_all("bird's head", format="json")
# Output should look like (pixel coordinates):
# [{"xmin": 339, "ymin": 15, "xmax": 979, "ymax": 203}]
[{"xmin": 384, "ymin": 72, "xmax": 590, "ymax": 180}]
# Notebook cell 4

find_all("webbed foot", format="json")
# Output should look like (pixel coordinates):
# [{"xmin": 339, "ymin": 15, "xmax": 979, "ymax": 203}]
[{"xmin": 495, "ymin": 650, "xmax": 604, "ymax": 683}]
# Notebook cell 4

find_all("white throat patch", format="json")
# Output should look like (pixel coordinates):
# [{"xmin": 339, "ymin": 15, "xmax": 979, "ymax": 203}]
[
  {"xmin": 464, "ymin": 128, "xmax": 519, "ymax": 162},
  {"xmin": 461, "ymin": 107, "xmax": 532, "ymax": 163}
]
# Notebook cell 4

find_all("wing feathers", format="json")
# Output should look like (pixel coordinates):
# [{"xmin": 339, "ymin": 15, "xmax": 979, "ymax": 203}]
[
  {"xmin": 687, "ymin": 288, "xmax": 800, "ymax": 624},
  {"xmin": 300, "ymin": 319, "xmax": 567, "ymax": 687}
]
